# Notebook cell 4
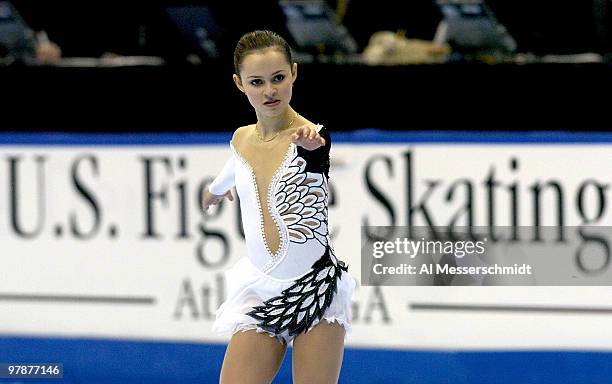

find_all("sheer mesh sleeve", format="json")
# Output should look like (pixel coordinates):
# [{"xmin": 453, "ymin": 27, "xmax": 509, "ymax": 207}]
[{"xmin": 296, "ymin": 125, "xmax": 331, "ymax": 179}]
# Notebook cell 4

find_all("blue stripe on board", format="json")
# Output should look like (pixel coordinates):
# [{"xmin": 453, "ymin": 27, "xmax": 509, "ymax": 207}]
[
  {"xmin": 1, "ymin": 336, "xmax": 611, "ymax": 384},
  {"xmin": 3, "ymin": 130, "xmax": 612, "ymax": 145},
  {"xmin": 332, "ymin": 129, "xmax": 612, "ymax": 143},
  {"xmin": 0, "ymin": 132, "xmax": 233, "ymax": 145}
]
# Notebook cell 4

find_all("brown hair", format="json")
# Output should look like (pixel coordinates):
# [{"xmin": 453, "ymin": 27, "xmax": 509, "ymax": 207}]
[{"xmin": 233, "ymin": 30, "xmax": 292, "ymax": 76}]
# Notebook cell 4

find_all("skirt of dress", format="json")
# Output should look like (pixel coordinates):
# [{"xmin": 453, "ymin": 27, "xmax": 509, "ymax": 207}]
[{"xmin": 213, "ymin": 255, "xmax": 357, "ymax": 345}]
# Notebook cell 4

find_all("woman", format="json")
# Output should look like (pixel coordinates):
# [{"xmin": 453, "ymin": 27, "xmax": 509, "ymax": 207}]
[{"xmin": 202, "ymin": 30, "xmax": 356, "ymax": 384}]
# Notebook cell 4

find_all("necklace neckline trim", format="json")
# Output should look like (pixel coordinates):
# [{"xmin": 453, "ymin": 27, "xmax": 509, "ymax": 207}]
[{"xmin": 256, "ymin": 112, "xmax": 299, "ymax": 142}]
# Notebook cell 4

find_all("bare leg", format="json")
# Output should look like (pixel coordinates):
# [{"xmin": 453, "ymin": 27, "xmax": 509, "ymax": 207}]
[
  {"xmin": 292, "ymin": 321, "xmax": 346, "ymax": 384},
  {"xmin": 219, "ymin": 329, "xmax": 287, "ymax": 384}
]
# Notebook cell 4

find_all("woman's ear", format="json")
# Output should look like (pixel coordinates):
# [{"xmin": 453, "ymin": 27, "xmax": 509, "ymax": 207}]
[
  {"xmin": 233, "ymin": 74, "xmax": 245, "ymax": 93},
  {"xmin": 291, "ymin": 62, "xmax": 298, "ymax": 84}
]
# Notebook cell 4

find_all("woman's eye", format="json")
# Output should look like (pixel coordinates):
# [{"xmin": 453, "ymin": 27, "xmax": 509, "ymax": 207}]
[
  {"xmin": 273, "ymin": 74, "xmax": 285, "ymax": 82},
  {"xmin": 250, "ymin": 79, "xmax": 263, "ymax": 86}
]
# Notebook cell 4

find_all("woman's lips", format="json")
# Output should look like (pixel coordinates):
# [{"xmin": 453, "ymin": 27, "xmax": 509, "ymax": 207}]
[{"xmin": 264, "ymin": 100, "xmax": 280, "ymax": 107}]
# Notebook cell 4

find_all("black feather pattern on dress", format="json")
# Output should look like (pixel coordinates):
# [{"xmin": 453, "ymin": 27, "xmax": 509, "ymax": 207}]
[{"xmin": 247, "ymin": 246, "xmax": 348, "ymax": 337}]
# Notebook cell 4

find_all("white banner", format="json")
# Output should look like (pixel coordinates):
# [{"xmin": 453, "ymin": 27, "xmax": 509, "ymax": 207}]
[{"xmin": 1, "ymin": 143, "xmax": 612, "ymax": 350}]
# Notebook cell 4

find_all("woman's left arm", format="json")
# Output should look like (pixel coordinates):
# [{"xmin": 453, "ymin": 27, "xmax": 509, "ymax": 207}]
[{"xmin": 293, "ymin": 125, "xmax": 331, "ymax": 179}]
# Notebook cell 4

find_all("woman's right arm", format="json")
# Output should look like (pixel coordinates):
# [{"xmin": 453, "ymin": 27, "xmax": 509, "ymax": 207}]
[{"xmin": 202, "ymin": 153, "xmax": 236, "ymax": 210}]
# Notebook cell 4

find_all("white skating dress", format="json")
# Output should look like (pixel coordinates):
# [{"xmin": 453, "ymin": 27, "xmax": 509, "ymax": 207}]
[{"xmin": 209, "ymin": 125, "xmax": 356, "ymax": 345}]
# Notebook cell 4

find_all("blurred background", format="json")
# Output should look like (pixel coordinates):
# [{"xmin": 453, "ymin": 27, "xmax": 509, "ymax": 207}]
[
  {"xmin": 2, "ymin": 1, "xmax": 612, "ymax": 383},
  {"xmin": 1, "ymin": 0, "xmax": 611, "ymax": 132}
]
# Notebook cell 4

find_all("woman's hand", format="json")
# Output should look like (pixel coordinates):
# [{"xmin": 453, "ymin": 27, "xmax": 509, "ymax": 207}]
[
  {"xmin": 202, "ymin": 189, "xmax": 234, "ymax": 210},
  {"xmin": 291, "ymin": 125, "xmax": 326, "ymax": 151}
]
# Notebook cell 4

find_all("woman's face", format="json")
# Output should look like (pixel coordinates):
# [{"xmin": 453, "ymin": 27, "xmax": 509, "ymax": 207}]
[{"xmin": 234, "ymin": 48, "xmax": 297, "ymax": 118}]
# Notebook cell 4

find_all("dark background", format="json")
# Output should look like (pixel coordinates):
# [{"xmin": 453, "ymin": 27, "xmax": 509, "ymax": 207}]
[
  {"xmin": 1, "ymin": 61, "xmax": 610, "ymax": 132},
  {"xmin": 11, "ymin": 0, "xmax": 610, "ymax": 57},
  {"xmin": 2, "ymin": 0, "xmax": 611, "ymax": 133}
]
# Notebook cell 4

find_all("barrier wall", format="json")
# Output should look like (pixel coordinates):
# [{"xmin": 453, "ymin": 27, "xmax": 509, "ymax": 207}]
[
  {"xmin": 1, "ymin": 130, "xmax": 612, "ymax": 383},
  {"xmin": 2, "ymin": 63, "xmax": 611, "ymax": 132}
]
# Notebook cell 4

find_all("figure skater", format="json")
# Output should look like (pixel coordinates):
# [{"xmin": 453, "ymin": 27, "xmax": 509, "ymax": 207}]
[{"xmin": 202, "ymin": 30, "xmax": 356, "ymax": 384}]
